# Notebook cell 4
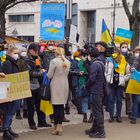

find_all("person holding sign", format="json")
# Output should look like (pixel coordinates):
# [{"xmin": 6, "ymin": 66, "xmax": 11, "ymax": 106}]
[{"xmin": 2, "ymin": 45, "xmax": 20, "ymax": 140}]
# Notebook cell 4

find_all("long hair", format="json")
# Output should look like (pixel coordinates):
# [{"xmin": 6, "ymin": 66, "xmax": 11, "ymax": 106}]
[{"xmin": 55, "ymin": 47, "xmax": 67, "ymax": 69}]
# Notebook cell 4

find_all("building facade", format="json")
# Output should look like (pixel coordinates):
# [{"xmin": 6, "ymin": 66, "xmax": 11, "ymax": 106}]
[{"xmin": 6, "ymin": 0, "xmax": 133, "ymax": 46}]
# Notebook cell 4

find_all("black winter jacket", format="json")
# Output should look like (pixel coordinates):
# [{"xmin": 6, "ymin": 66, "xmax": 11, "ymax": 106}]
[
  {"xmin": 85, "ymin": 54, "xmax": 106, "ymax": 95},
  {"xmin": 2, "ymin": 55, "xmax": 19, "ymax": 74},
  {"xmin": 24, "ymin": 54, "xmax": 43, "ymax": 90}
]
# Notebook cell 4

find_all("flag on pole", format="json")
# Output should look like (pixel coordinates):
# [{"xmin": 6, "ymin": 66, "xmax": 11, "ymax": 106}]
[
  {"xmin": 101, "ymin": 19, "xmax": 112, "ymax": 44},
  {"xmin": 126, "ymin": 69, "xmax": 140, "ymax": 94}
]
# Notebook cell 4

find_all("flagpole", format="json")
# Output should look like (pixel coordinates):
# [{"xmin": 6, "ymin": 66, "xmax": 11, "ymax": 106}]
[{"xmin": 112, "ymin": 0, "xmax": 116, "ymax": 41}]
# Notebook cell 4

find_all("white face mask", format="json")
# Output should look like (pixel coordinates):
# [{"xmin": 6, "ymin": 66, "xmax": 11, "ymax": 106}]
[
  {"xmin": 121, "ymin": 48, "xmax": 128, "ymax": 53},
  {"xmin": 134, "ymin": 53, "xmax": 140, "ymax": 58},
  {"xmin": 12, "ymin": 54, "xmax": 19, "ymax": 60},
  {"xmin": 21, "ymin": 52, "xmax": 27, "ymax": 57},
  {"xmin": 48, "ymin": 46, "xmax": 54, "ymax": 51}
]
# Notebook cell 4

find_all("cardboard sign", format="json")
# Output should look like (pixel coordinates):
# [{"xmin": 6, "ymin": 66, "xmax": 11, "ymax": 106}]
[{"xmin": 0, "ymin": 71, "xmax": 32, "ymax": 103}]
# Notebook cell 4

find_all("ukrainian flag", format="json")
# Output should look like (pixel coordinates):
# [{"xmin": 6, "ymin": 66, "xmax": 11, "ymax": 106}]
[
  {"xmin": 114, "ymin": 28, "xmax": 133, "ymax": 45},
  {"xmin": 101, "ymin": 19, "xmax": 112, "ymax": 44},
  {"xmin": 126, "ymin": 69, "xmax": 140, "ymax": 94}
]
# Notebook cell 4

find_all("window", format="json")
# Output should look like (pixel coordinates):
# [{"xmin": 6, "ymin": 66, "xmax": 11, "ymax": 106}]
[
  {"xmin": 18, "ymin": 36, "xmax": 34, "ymax": 42},
  {"xmin": 9, "ymin": 14, "xmax": 34, "ymax": 23}
]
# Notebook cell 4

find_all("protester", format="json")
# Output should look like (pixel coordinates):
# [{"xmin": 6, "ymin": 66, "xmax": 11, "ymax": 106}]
[
  {"xmin": 47, "ymin": 44, "xmax": 71, "ymax": 136},
  {"xmin": 2, "ymin": 45, "xmax": 20, "ymax": 140},
  {"xmin": 0, "ymin": 38, "xmax": 6, "ymax": 132},
  {"xmin": 130, "ymin": 46, "xmax": 140, "ymax": 124},
  {"xmin": 85, "ymin": 41, "xmax": 107, "ymax": 138},
  {"xmin": 69, "ymin": 51, "xmax": 83, "ymax": 114},
  {"xmin": 40, "ymin": 43, "xmax": 70, "ymax": 123},
  {"xmin": 16, "ymin": 47, "xmax": 28, "ymax": 119},
  {"xmin": 78, "ymin": 50, "xmax": 92, "ymax": 123},
  {"xmin": 106, "ymin": 48, "xmax": 130, "ymax": 123},
  {"xmin": 119, "ymin": 42, "xmax": 133, "ymax": 116},
  {"xmin": 25, "ymin": 43, "xmax": 51, "ymax": 130}
]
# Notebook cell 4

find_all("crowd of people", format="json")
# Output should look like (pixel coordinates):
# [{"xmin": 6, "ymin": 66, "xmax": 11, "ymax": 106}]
[{"xmin": 0, "ymin": 37, "xmax": 140, "ymax": 139}]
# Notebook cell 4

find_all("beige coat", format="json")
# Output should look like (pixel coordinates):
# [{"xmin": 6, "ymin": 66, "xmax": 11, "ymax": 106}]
[{"xmin": 47, "ymin": 56, "xmax": 71, "ymax": 105}]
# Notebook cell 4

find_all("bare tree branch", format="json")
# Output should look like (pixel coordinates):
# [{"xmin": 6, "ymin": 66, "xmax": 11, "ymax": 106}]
[
  {"xmin": 132, "ymin": 0, "xmax": 139, "ymax": 16},
  {"xmin": 5, "ymin": 0, "xmax": 39, "ymax": 11},
  {"xmin": 122, "ymin": 0, "xmax": 133, "ymax": 19}
]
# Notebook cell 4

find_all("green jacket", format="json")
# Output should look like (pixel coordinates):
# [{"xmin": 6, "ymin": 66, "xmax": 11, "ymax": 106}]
[{"xmin": 78, "ymin": 60, "xmax": 87, "ymax": 88}]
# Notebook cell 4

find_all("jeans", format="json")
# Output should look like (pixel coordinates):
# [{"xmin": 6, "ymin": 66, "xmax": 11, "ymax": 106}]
[
  {"xmin": 108, "ymin": 85, "xmax": 124, "ymax": 117},
  {"xmin": 82, "ymin": 95, "xmax": 93, "ymax": 114},
  {"xmin": 3, "ymin": 101, "xmax": 20, "ymax": 130},
  {"xmin": 82, "ymin": 97, "xmax": 88, "ymax": 113},
  {"xmin": 26, "ymin": 89, "xmax": 46, "ymax": 126},
  {"xmin": 91, "ymin": 94, "xmax": 105, "ymax": 133},
  {"xmin": 131, "ymin": 95, "xmax": 140, "ymax": 120},
  {"xmin": 71, "ymin": 87, "xmax": 82, "ymax": 111}
]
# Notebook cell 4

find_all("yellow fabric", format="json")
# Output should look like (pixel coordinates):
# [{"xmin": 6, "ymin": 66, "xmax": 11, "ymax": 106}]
[
  {"xmin": 115, "ymin": 55, "xmax": 127, "ymax": 75},
  {"xmin": 114, "ymin": 36, "xmax": 131, "ymax": 45},
  {"xmin": 126, "ymin": 79, "xmax": 140, "ymax": 94},
  {"xmin": 112, "ymin": 53, "xmax": 118, "ymax": 59},
  {"xmin": 101, "ymin": 30, "xmax": 112, "ymax": 44},
  {"xmin": 1, "ymin": 54, "xmax": 6, "ymax": 63},
  {"xmin": 40, "ymin": 100, "xmax": 54, "ymax": 116},
  {"xmin": 75, "ymin": 57, "xmax": 81, "ymax": 61}
]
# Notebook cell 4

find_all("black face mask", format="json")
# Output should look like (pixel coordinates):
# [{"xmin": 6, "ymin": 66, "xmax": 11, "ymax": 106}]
[
  {"xmin": 89, "ymin": 47, "xmax": 100, "ymax": 58},
  {"xmin": 31, "ymin": 55, "xmax": 38, "ymax": 60}
]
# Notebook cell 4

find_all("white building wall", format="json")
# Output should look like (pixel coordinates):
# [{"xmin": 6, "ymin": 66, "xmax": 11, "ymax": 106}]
[
  {"xmin": 6, "ymin": 1, "xmax": 41, "ymax": 42},
  {"xmin": 76, "ymin": 0, "xmax": 133, "ymax": 46},
  {"xmin": 5, "ymin": 0, "xmax": 134, "ymax": 44}
]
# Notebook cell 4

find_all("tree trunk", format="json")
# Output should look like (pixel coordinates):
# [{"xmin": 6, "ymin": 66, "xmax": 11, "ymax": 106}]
[
  {"xmin": 130, "ymin": 19, "xmax": 140, "ymax": 49},
  {"xmin": 0, "ymin": 10, "xmax": 6, "ymax": 38}
]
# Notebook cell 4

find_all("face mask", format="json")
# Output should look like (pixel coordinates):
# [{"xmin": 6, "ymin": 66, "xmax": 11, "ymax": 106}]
[
  {"xmin": 21, "ymin": 52, "xmax": 27, "ymax": 57},
  {"xmin": 32, "ymin": 55, "xmax": 38, "ymax": 60},
  {"xmin": 48, "ymin": 46, "xmax": 54, "ymax": 51},
  {"xmin": 121, "ymin": 48, "xmax": 128, "ymax": 53},
  {"xmin": 134, "ymin": 53, "xmax": 140, "ymax": 58},
  {"xmin": 12, "ymin": 54, "xmax": 19, "ymax": 60}
]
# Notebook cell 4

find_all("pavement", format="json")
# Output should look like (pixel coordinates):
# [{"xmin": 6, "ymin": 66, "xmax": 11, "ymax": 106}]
[{"xmin": 0, "ymin": 103, "xmax": 140, "ymax": 140}]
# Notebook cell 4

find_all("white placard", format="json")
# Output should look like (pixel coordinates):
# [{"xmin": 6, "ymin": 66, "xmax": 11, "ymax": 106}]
[
  {"xmin": 0, "ymin": 82, "xmax": 11, "ymax": 99},
  {"xmin": 69, "ymin": 24, "xmax": 77, "ymax": 44}
]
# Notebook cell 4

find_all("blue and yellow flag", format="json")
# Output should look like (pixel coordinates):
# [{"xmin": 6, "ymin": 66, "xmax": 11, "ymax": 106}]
[
  {"xmin": 114, "ymin": 28, "xmax": 133, "ymax": 45},
  {"xmin": 101, "ymin": 19, "xmax": 112, "ymax": 44},
  {"xmin": 126, "ymin": 69, "xmax": 140, "ymax": 94}
]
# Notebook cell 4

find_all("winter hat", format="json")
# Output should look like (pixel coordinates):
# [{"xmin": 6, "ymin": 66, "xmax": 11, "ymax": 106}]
[{"xmin": 73, "ymin": 51, "xmax": 80, "ymax": 57}]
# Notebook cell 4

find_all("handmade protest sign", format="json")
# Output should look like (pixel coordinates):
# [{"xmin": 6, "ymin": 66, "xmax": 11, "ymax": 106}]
[
  {"xmin": 40, "ymin": 3, "xmax": 65, "ymax": 41},
  {"xmin": 0, "ymin": 71, "xmax": 31, "ymax": 103}
]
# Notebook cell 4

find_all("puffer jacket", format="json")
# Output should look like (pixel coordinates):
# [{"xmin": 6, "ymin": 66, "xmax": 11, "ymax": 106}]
[{"xmin": 105, "ymin": 60, "xmax": 131, "ymax": 86}]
